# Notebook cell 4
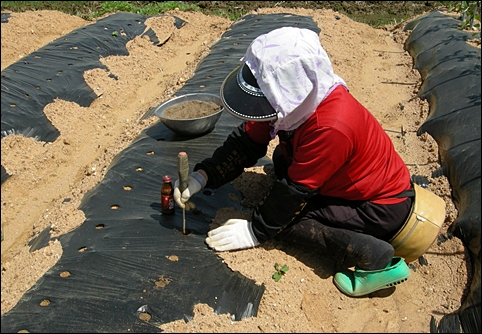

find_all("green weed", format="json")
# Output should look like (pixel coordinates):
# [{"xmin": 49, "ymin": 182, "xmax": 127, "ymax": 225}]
[
  {"xmin": 448, "ymin": 1, "xmax": 481, "ymax": 44},
  {"xmin": 272, "ymin": 263, "xmax": 289, "ymax": 282}
]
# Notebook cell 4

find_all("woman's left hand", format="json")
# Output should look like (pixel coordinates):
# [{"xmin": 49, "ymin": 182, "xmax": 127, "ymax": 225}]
[{"xmin": 205, "ymin": 219, "xmax": 260, "ymax": 251}]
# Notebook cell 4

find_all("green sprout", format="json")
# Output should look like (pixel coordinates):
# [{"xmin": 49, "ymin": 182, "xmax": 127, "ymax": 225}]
[
  {"xmin": 112, "ymin": 31, "xmax": 118, "ymax": 37},
  {"xmin": 272, "ymin": 263, "xmax": 289, "ymax": 282}
]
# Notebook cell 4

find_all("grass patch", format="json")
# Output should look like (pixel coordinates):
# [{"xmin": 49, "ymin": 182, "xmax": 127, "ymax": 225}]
[
  {"xmin": 1, "ymin": 1, "xmax": 201, "ymax": 20},
  {"xmin": 0, "ymin": 1, "xmax": 463, "ymax": 26}
]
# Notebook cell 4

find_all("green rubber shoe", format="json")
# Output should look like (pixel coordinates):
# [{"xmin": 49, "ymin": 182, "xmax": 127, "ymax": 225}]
[{"xmin": 333, "ymin": 256, "xmax": 410, "ymax": 297}]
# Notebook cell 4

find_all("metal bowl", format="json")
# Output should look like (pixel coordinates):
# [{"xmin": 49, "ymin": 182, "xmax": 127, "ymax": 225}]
[{"xmin": 154, "ymin": 93, "xmax": 224, "ymax": 136}]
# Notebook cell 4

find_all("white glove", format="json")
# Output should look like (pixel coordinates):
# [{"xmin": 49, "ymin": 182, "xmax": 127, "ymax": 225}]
[
  {"xmin": 174, "ymin": 171, "xmax": 206, "ymax": 210},
  {"xmin": 205, "ymin": 219, "xmax": 260, "ymax": 251}
]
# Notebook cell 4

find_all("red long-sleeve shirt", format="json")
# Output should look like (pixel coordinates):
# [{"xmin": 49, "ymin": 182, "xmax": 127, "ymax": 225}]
[{"xmin": 245, "ymin": 86, "xmax": 411, "ymax": 205}]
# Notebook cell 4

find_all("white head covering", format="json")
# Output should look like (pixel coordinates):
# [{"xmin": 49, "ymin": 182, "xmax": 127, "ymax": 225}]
[{"xmin": 241, "ymin": 27, "xmax": 347, "ymax": 138}]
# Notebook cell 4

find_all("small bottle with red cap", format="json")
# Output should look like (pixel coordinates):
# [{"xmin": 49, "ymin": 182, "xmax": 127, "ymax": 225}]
[{"xmin": 161, "ymin": 175, "xmax": 175, "ymax": 215}]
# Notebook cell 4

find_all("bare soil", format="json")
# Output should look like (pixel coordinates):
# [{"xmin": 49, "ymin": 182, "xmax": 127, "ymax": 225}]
[
  {"xmin": 0, "ymin": 5, "xmax": 472, "ymax": 333},
  {"xmin": 163, "ymin": 100, "xmax": 221, "ymax": 119}
]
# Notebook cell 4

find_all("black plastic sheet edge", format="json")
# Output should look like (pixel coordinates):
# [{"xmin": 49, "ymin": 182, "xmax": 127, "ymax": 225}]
[{"xmin": 404, "ymin": 10, "xmax": 481, "ymax": 333}]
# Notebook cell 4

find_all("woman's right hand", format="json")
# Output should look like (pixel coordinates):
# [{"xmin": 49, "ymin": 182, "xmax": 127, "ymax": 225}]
[{"xmin": 173, "ymin": 170, "xmax": 207, "ymax": 210}]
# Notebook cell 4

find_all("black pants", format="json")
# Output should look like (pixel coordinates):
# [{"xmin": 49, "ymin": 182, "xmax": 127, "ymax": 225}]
[{"xmin": 272, "ymin": 146, "xmax": 412, "ymax": 270}]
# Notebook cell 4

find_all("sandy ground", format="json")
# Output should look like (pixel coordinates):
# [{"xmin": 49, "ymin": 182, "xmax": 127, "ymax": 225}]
[{"xmin": 0, "ymin": 7, "xmax": 470, "ymax": 333}]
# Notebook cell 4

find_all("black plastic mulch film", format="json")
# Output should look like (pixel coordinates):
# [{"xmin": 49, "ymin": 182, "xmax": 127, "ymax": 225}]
[
  {"xmin": 0, "ymin": 10, "xmax": 480, "ymax": 333},
  {"xmin": 403, "ymin": 11, "xmax": 480, "ymax": 333}
]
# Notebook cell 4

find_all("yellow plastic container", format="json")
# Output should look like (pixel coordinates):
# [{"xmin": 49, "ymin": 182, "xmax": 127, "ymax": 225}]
[{"xmin": 390, "ymin": 183, "xmax": 446, "ymax": 263}]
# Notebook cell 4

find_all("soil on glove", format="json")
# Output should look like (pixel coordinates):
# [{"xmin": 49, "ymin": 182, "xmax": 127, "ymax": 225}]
[
  {"xmin": 1, "ymin": 4, "xmax": 477, "ymax": 333},
  {"xmin": 163, "ymin": 100, "xmax": 221, "ymax": 119}
]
